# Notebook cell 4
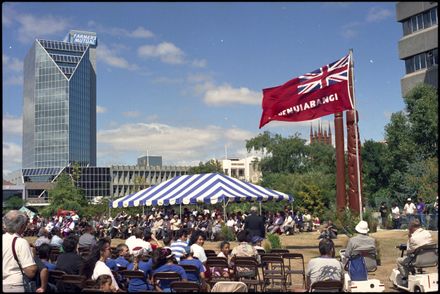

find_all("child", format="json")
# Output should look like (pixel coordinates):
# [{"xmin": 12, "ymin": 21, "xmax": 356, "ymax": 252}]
[{"xmin": 97, "ymin": 274, "xmax": 116, "ymax": 292}]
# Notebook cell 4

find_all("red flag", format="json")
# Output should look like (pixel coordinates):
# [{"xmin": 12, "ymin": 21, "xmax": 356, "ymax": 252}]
[{"xmin": 259, "ymin": 54, "xmax": 354, "ymax": 128}]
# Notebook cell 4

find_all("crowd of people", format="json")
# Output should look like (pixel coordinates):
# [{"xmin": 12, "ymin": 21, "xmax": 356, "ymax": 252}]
[
  {"xmin": 379, "ymin": 196, "xmax": 438, "ymax": 230},
  {"xmin": 2, "ymin": 201, "xmax": 436, "ymax": 292}
]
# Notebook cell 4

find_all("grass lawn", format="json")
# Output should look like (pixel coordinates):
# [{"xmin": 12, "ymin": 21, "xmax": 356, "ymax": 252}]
[{"xmin": 25, "ymin": 229, "xmax": 438, "ymax": 292}]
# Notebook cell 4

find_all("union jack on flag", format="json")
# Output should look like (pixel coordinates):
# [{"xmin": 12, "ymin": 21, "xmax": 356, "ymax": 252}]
[{"xmin": 297, "ymin": 54, "xmax": 350, "ymax": 95}]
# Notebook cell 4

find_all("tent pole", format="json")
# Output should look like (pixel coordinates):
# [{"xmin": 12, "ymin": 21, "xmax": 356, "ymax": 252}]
[
  {"xmin": 142, "ymin": 205, "xmax": 145, "ymax": 216},
  {"xmin": 223, "ymin": 200, "xmax": 226, "ymax": 222},
  {"xmin": 179, "ymin": 203, "xmax": 182, "ymax": 220},
  {"xmin": 259, "ymin": 201, "xmax": 262, "ymax": 215}
]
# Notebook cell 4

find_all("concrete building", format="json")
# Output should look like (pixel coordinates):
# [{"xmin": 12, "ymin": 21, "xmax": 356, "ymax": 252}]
[
  {"xmin": 221, "ymin": 156, "xmax": 262, "ymax": 184},
  {"xmin": 22, "ymin": 30, "xmax": 97, "ymax": 168},
  {"xmin": 137, "ymin": 155, "xmax": 163, "ymax": 167},
  {"xmin": 396, "ymin": 2, "xmax": 438, "ymax": 97}
]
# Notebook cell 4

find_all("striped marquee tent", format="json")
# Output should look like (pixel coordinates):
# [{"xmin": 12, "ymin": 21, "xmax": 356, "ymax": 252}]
[{"xmin": 110, "ymin": 173, "xmax": 293, "ymax": 211}]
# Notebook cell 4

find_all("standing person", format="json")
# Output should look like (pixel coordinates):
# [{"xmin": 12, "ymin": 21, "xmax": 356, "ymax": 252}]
[
  {"xmin": 379, "ymin": 202, "xmax": 388, "ymax": 229},
  {"xmin": 391, "ymin": 202, "xmax": 401, "ymax": 230},
  {"xmin": 416, "ymin": 198, "xmax": 426, "ymax": 228},
  {"xmin": 244, "ymin": 206, "xmax": 265, "ymax": 239},
  {"xmin": 3, "ymin": 210, "xmax": 38, "ymax": 292},
  {"xmin": 305, "ymin": 238, "xmax": 344, "ymax": 290},
  {"xmin": 396, "ymin": 219, "xmax": 433, "ymax": 286},
  {"xmin": 403, "ymin": 198, "xmax": 417, "ymax": 225}
]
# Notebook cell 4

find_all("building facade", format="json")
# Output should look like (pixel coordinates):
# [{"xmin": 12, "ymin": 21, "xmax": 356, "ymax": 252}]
[
  {"xmin": 22, "ymin": 30, "xmax": 97, "ymax": 168},
  {"xmin": 137, "ymin": 155, "xmax": 163, "ymax": 167},
  {"xmin": 396, "ymin": 2, "xmax": 438, "ymax": 97},
  {"xmin": 221, "ymin": 156, "xmax": 262, "ymax": 184},
  {"xmin": 310, "ymin": 123, "xmax": 332, "ymax": 145}
]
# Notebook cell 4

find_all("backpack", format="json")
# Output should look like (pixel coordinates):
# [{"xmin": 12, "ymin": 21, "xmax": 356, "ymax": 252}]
[{"xmin": 346, "ymin": 255, "xmax": 368, "ymax": 281}]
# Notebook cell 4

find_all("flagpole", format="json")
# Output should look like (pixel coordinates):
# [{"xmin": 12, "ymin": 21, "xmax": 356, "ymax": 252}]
[{"xmin": 349, "ymin": 48, "xmax": 363, "ymax": 221}]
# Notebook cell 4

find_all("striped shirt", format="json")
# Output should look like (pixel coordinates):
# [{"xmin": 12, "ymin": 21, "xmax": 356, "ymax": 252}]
[{"xmin": 170, "ymin": 239, "xmax": 189, "ymax": 262}]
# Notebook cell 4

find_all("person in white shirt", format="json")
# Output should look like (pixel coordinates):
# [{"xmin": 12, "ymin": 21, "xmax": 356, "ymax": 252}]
[
  {"xmin": 396, "ymin": 219, "xmax": 433, "ymax": 285},
  {"xmin": 391, "ymin": 202, "xmax": 401, "ymax": 229},
  {"xmin": 281, "ymin": 212, "xmax": 295, "ymax": 235},
  {"xmin": 189, "ymin": 231, "xmax": 207, "ymax": 264},
  {"xmin": 81, "ymin": 239, "xmax": 119, "ymax": 291},
  {"xmin": 170, "ymin": 215, "xmax": 181, "ymax": 239},
  {"xmin": 126, "ymin": 228, "xmax": 152, "ymax": 254},
  {"xmin": 3, "ymin": 210, "xmax": 38, "ymax": 292},
  {"xmin": 403, "ymin": 198, "xmax": 417, "ymax": 224}
]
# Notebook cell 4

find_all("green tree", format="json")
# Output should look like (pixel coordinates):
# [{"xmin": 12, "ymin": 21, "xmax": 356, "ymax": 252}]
[
  {"xmin": 188, "ymin": 159, "xmax": 223, "ymax": 174},
  {"xmin": 3, "ymin": 196, "xmax": 25, "ymax": 211},
  {"xmin": 41, "ymin": 172, "xmax": 87, "ymax": 217}
]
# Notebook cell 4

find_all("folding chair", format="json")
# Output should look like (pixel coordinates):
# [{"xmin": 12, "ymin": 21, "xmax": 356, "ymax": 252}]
[
  {"xmin": 48, "ymin": 269, "xmax": 66, "ymax": 285},
  {"xmin": 269, "ymin": 248, "xmax": 290, "ymax": 254},
  {"xmin": 232, "ymin": 256, "xmax": 262, "ymax": 292},
  {"xmin": 170, "ymin": 281, "xmax": 200, "ymax": 292},
  {"xmin": 309, "ymin": 280, "xmax": 343, "ymax": 292},
  {"xmin": 83, "ymin": 279, "xmax": 98, "ymax": 289},
  {"xmin": 204, "ymin": 249, "xmax": 217, "ymax": 258},
  {"xmin": 152, "ymin": 272, "xmax": 182, "ymax": 291},
  {"xmin": 180, "ymin": 264, "xmax": 201, "ymax": 283},
  {"xmin": 82, "ymin": 288, "xmax": 103, "ymax": 292},
  {"xmin": 58, "ymin": 274, "xmax": 87, "ymax": 292},
  {"xmin": 283, "ymin": 252, "xmax": 306, "ymax": 287},
  {"xmin": 211, "ymin": 281, "xmax": 248, "ymax": 292},
  {"xmin": 261, "ymin": 254, "xmax": 287, "ymax": 292},
  {"xmin": 206, "ymin": 257, "xmax": 232, "ymax": 286},
  {"xmin": 120, "ymin": 270, "xmax": 147, "ymax": 290}
]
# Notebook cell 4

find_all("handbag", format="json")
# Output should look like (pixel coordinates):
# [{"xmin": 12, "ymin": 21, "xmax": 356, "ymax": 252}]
[
  {"xmin": 12, "ymin": 237, "xmax": 37, "ymax": 292},
  {"xmin": 345, "ymin": 254, "xmax": 368, "ymax": 281}
]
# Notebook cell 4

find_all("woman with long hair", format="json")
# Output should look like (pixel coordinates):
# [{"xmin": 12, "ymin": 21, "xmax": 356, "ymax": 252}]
[
  {"xmin": 188, "ymin": 230, "xmax": 207, "ymax": 264},
  {"xmin": 81, "ymin": 239, "xmax": 119, "ymax": 291},
  {"xmin": 126, "ymin": 247, "xmax": 154, "ymax": 292}
]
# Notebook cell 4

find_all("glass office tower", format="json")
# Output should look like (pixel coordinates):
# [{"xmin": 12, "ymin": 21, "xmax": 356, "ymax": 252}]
[{"xmin": 22, "ymin": 31, "xmax": 97, "ymax": 168}]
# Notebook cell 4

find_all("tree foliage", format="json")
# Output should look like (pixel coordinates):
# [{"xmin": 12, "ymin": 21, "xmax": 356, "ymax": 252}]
[{"xmin": 188, "ymin": 159, "xmax": 223, "ymax": 174}]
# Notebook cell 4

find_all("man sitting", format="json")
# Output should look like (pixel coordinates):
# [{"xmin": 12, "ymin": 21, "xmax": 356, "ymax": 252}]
[
  {"xmin": 396, "ymin": 219, "xmax": 433, "ymax": 286},
  {"xmin": 306, "ymin": 238, "xmax": 344, "ymax": 290},
  {"xmin": 343, "ymin": 220, "xmax": 377, "ymax": 271}
]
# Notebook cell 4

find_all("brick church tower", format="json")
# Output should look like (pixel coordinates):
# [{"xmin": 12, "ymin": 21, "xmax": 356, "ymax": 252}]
[{"xmin": 310, "ymin": 122, "xmax": 332, "ymax": 145}]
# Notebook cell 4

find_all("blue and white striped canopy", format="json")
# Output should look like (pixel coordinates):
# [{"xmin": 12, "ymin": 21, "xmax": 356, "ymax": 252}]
[{"xmin": 111, "ymin": 173, "xmax": 293, "ymax": 208}]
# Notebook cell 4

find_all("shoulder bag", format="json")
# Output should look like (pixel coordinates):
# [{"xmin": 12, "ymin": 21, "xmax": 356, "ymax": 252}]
[{"xmin": 12, "ymin": 236, "xmax": 37, "ymax": 292}]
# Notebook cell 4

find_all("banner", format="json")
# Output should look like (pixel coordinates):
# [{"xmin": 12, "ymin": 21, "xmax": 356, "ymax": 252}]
[{"xmin": 259, "ymin": 53, "xmax": 353, "ymax": 128}]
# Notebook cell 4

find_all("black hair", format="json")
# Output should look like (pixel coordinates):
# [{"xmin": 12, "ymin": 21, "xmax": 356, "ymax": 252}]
[
  {"xmin": 81, "ymin": 239, "xmax": 110, "ymax": 278},
  {"xmin": 163, "ymin": 236, "xmax": 172, "ymax": 246},
  {"xmin": 177, "ymin": 228, "xmax": 188, "ymax": 239},
  {"xmin": 37, "ymin": 243, "xmax": 52, "ymax": 259},
  {"xmin": 220, "ymin": 241, "xmax": 230, "ymax": 250},
  {"xmin": 116, "ymin": 243, "xmax": 128, "ymax": 254},
  {"xmin": 152, "ymin": 247, "xmax": 172, "ymax": 270},
  {"xmin": 318, "ymin": 238, "xmax": 335, "ymax": 256},
  {"xmin": 236, "ymin": 230, "xmax": 250, "ymax": 243},
  {"xmin": 134, "ymin": 228, "xmax": 143, "ymax": 239},
  {"xmin": 96, "ymin": 274, "xmax": 112, "ymax": 286},
  {"xmin": 144, "ymin": 230, "xmax": 152, "ymax": 241},
  {"xmin": 62, "ymin": 235, "xmax": 79, "ymax": 253},
  {"xmin": 188, "ymin": 230, "xmax": 206, "ymax": 246}
]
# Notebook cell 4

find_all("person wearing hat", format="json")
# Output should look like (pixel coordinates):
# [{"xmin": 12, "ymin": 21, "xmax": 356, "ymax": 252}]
[
  {"xmin": 251, "ymin": 235, "xmax": 265, "ymax": 254},
  {"xmin": 244, "ymin": 206, "xmax": 265, "ymax": 239},
  {"xmin": 403, "ymin": 198, "xmax": 417, "ymax": 224},
  {"xmin": 343, "ymin": 220, "xmax": 377, "ymax": 271}
]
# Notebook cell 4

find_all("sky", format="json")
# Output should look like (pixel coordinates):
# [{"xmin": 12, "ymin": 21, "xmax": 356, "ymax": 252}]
[{"xmin": 2, "ymin": 2, "xmax": 405, "ymax": 176}]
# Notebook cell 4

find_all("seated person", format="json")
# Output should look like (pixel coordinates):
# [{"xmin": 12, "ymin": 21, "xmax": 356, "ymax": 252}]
[
  {"xmin": 55, "ymin": 235, "xmax": 82, "ymax": 274},
  {"xmin": 306, "ymin": 238, "xmax": 344, "ymax": 290},
  {"xmin": 343, "ymin": 220, "xmax": 377, "ymax": 271},
  {"xmin": 126, "ymin": 247, "xmax": 154, "ymax": 292},
  {"xmin": 114, "ymin": 244, "xmax": 130, "ymax": 268},
  {"xmin": 97, "ymin": 274, "xmax": 117, "ymax": 292},
  {"xmin": 152, "ymin": 248, "xmax": 187, "ymax": 291},
  {"xmin": 37, "ymin": 243, "xmax": 56, "ymax": 270},
  {"xmin": 280, "ymin": 212, "xmax": 295, "ymax": 235},
  {"xmin": 396, "ymin": 219, "xmax": 434, "ymax": 286},
  {"xmin": 231, "ymin": 230, "xmax": 258, "ymax": 277},
  {"xmin": 251, "ymin": 235, "xmax": 265, "ymax": 254}
]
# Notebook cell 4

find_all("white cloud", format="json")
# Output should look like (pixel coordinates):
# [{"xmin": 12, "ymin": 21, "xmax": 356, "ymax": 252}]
[
  {"xmin": 366, "ymin": 7, "xmax": 392, "ymax": 22},
  {"xmin": 203, "ymin": 84, "xmax": 261, "ymax": 106},
  {"xmin": 130, "ymin": 26, "xmax": 154, "ymax": 38},
  {"xmin": 3, "ymin": 54, "xmax": 24, "ymax": 86},
  {"xmin": 97, "ymin": 122, "xmax": 257, "ymax": 165},
  {"xmin": 341, "ymin": 22, "xmax": 361, "ymax": 39},
  {"xmin": 3, "ymin": 114, "xmax": 22, "ymax": 135},
  {"xmin": 97, "ymin": 105, "xmax": 107, "ymax": 113},
  {"xmin": 2, "ymin": 142, "xmax": 22, "ymax": 175},
  {"xmin": 138, "ymin": 42, "xmax": 185, "ymax": 64},
  {"xmin": 192, "ymin": 59, "xmax": 207, "ymax": 68},
  {"xmin": 122, "ymin": 111, "xmax": 141, "ymax": 118},
  {"xmin": 7, "ymin": 7, "xmax": 71, "ymax": 44},
  {"xmin": 98, "ymin": 44, "xmax": 139, "ymax": 70}
]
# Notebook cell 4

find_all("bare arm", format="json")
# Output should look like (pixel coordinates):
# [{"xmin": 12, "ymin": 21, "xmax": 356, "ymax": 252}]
[
  {"xmin": 36, "ymin": 268, "xmax": 48, "ymax": 293},
  {"xmin": 23, "ymin": 264, "xmax": 38, "ymax": 279}
]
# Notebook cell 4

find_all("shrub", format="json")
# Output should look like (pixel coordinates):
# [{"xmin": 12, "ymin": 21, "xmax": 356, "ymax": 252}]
[
  {"xmin": 266, "ymin": 233, "xmax": 282, "ymax": 249},
  {"xmin": 220, "ymin": 225, "xmax": 235, "ymax": 241},
  {"xmin": 363, "ymin": 208, "xmax": 378, "ymax": 233}
]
